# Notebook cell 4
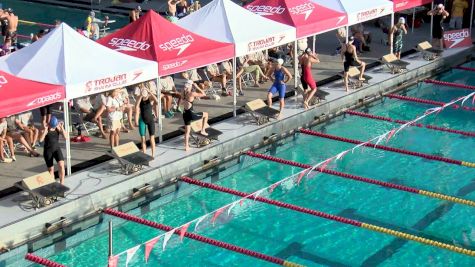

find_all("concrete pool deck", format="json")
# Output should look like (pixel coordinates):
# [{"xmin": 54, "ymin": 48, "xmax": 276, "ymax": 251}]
[{"xmin": 0, "ymin": 46, "xmax": 471, "ymax": 254}]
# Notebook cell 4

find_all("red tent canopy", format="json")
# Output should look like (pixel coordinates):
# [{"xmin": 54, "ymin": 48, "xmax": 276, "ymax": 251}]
[
  {"xmin": 245, "ymin": 0, "xmax": 347, "ymax": 38},
  {"xmin": 97, "ymin": 11, "xmax": 235, "ymax": 76},
  {"xmin": 0, "ymin": 71, "xmax": 65, "ymax": 118},
  {"xmin": 393, "ymin": 0, "xmax": 432, "ymax": 12}
]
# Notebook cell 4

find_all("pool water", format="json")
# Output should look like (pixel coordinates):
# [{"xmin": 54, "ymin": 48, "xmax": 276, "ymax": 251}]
[
  {"xmin": 22, "ymin": 65, "xmax": 475, "ymax": 266},
  {"xmin": 1, "ymin": 0, "xmax": 127, "ymax": 39}
]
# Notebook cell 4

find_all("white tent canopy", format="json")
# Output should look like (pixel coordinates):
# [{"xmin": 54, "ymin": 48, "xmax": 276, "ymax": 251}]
[
  {"xmin": 312, "ymin": 0, "xmax": 393, "ymax": 25},
  {"xmin": 177, "ymin": 0, "xmax": 296, "ymax": 56},
  {"xmin": 0, "ymin": 23, "xmax": 158, "ymax": 100}
]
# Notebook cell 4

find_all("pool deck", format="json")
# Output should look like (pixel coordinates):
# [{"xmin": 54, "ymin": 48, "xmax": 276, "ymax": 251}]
[{"xmin": 0, "ymin": 45, "xmax": 471, "ymax": 254}]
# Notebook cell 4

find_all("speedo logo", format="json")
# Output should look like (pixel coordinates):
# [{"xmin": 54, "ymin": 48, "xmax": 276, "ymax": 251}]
[
  {"xmin": 444, "ymin": 29, "xmax": 470, "ymax": 48},
  {"xmin": 163, "ymin": 60, "xmax": 188, "ymax": 71},
  {"xmin": 289, "ymin": 2, "xmax": 315, "ymax": 20},
  {"xmin": 27, "ymin": 92, "xmax": 62, "ymax": 107},
  {"xmin": 246, "ymin": 5, "xmax": 285, "ymax": 16},
  {"xmin": 109, "ymin": 38, "xmax": 151, "ymax": 52},
  {"xmin": 395, "ymin": 1, "xmax": 409, "ymax": 9},
  {"xmin": 0, "ymin": 75, "xmax": 7, "ymax": 87},
  {"xmin": 159, "ymin": 34, "xmax": 194, "ymax": 56}
]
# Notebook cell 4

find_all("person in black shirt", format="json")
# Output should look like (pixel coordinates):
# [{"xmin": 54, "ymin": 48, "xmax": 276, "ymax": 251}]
[
  {"xmin": 135, "ymin": 85, "xmax": 158, "ymax": 158},
  {"xmin": 43, "ymin": 116, "xmax": 68, "ymax": 184}
]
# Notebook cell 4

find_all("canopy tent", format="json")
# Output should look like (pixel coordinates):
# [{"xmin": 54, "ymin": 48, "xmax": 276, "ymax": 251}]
[
  {"xmin": 245, "ymin": 0, "xmax": 347, "ymax": 38},
  {"xmin": 392, "ymin": 0, "xmax": 432, "ymax": 12},
  {"xmin": 312, "ymin": 0, "xmax": 393, "ymax": 24},
  {"xmin": 177, "ymin": 0, "xmax": 296, "ymax": 57},
  {"xmin": 0, "ymin": 23, "xmax": 158, "ymax": 100},
  {"xmin": 0, "ymin": 23, "xmax": 158, "ymax": 176},
  {"xmin": 0, "ymin": 71, "xmax": 64, "ymax": 118},
  {"xmin": 97, "ymin": 10, "xmax": 235, "ymax": 76}
]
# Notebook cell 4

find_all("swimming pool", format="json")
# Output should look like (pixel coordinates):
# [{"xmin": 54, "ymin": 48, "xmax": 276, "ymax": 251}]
[
  {"xmin": 9, "ymin": 63, "xmax": 475, "ymax": 266},
  {"xmin": 1, "ymin": 0, "xmax": 127, "ymax": 38}
]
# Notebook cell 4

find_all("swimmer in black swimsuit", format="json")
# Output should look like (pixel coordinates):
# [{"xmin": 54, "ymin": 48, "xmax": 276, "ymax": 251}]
[
  {"xmin": 427, "ymin": 4, "xmax": 449, "ymax": 49},
  {"xmin": 182, "ymin": 80, "xmax": 209, "ymax": 151},
  {"xmin": 135, "ymin": 86, "xmax": 158, "ymax": 158},
  {"xmin": 43, "ymin": 116, "xmax": 68, "ymax": 184},
  {"xmin": 341, "ymin": 36, "xmax": 366, "ymax": 92}
]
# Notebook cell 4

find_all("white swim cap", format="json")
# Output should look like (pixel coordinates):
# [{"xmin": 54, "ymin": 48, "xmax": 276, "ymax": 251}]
[
  {"xmin": 398, "ymin": 17, "xmax": 405, "ymax": 24},
  {"xmin": 277, "ymin": 58, "xmax": 284, "ymax": 65},
  {"xmin": 89, "ymin": 11, "xmax": 95, "ymax": 17},
  {"xmin": 437, "ymin": 4, "xmax": 444, "ymax": 9}
]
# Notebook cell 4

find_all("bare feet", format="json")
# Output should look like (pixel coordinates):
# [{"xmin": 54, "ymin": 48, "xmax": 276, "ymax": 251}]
[
  {"xmin": 185, "ymin": 146, "xmax": 190, "ymax": 151},
  {"xmin": 303, "ymin": 101, "xmax": 309, "ymax": 110},
  {"xmin": 359, "ymin": 77, "xmax": 366, "ymax": 81},
  {"xmin": 200, "ymin": 130, "xmax": 208, "ymax": 136}
]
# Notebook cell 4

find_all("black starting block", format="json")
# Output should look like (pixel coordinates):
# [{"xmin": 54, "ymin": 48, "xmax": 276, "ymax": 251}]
[{"xmin": 109, "ymin": 142, "xmax": 154, "ymax": 175}]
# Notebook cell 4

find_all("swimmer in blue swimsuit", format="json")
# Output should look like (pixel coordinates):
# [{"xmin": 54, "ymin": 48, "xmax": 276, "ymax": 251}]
[{"xmin": 266, "ymin": 58, "xmax": 292, "ymax": 118}]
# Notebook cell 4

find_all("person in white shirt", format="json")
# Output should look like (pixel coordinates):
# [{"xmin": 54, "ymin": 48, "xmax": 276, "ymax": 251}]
[
  {"xmin": 106, "ymin": 89, "xmax": 124, "ymax": 148},
  {"xmin": 0, "ymin": 117, "xmax": 14, "ymax": 163}
]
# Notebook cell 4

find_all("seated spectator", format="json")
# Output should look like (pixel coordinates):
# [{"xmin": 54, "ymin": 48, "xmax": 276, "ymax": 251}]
[
  {"xmin": 249, "ymin": 51, "xmax": 270, "ymax": 75},
  {"xmin": 0, "ymin": 117, "xmax": 14, "ymax": 163},
  {"xmin": 335, "ymin": 27, "xmax": 347, "ymax": 54},
  {"xmin": 6, "ymin": 116, "xmax": 39, "ymax": 157},
  {"xmin": 351, "ymin": 24, "xmax": 370, "ymax": 53},
  {"xmin": 15, "ymin": 111, "xmax": 39, "ymax": 149},
  {"xmin": 181, "ymin": 68, "xmax": 211, "ymax": 91},
  {"xmin": 206, "ymin": 63, "xmax": 228, "ymax": 96},
  {"xmin": 189, "ymin": 0, "xmax": 201, "ymax": 12},
  {"xmin": 236, "ymin": 56, "xmax": 267, "ymax": 92},
  {"xmin": 93, "ymin": 92, "xmax": 109, "ymax": 139},
  {"xmin": 74, "ymin": 96, "xmax": 96, "ymax": 121},
  {"xmin": 159, "ymin": 76, "xmax": 182, "ymax": 118},
  {"xmin": 176, "ymin": 0, "xmax": 188, "ymax": 18},
  {"xmin": 106, "ymin": 89, "xmax": 124, "ymax": 148},
  {"xmin": 31, "ymin": 29, "xmax": 49, "ymax": 42},
  {"xmin": 119, "ymin": 88, "xmax": 136, "ymax": 131}
]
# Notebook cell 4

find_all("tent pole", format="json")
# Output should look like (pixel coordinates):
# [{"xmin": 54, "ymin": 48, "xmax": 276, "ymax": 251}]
[
  {"xmin": 233, "ymin": 57, "xmax": 237, "ymax": 117},
  {"xmin": 390, "ymin": 12, "xmax": 395, "ymax": 54},
  {"xmin": 312, "ymin": 35, "xmax": 316, "ymax": 52},
  {"xmin": 345, "ymin": 26, "xmax": 349, "ymax": 43},
  {"xmin": 156, "ymin": 77, "xmax": 163, "ymax": 143},
  {"xmin": 430, "ymin": 1, "xmax": 434, "ymax": 39},
  {"xmin": 470, "ymin": 0, "xmax": 474, "ymax": 35},
  {"xmin": 63, "ymin": 100, "xmax": 72, "ymax": 176},
  {"xmin": 412, "ymin": 7, "xmax": 415, "ymax": 33},
  {"xmin": 293, "ymin": 40, "xmax": 298, "ymax": 104}
]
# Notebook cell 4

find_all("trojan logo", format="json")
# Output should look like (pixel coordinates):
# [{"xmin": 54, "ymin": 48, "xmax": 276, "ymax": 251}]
[
  {"xmin": 289, "ymin": 2, "xmax": 315, "ymax": 21},
  {"xmin": 84, "ymin": 74, "xmax": 128, "ymax": 93},
  {"xmin": 108, "ymin": 38, "xmax": 151, "ymax": 52},
  {"xmin": 246, "ymin": 5, "xmax": 285, "ymax": 16},
  {"xmin": 444, "ymin": 29, "xmax": 471, "ymax": 48},
  {"xmin": 159, "ymin": 34, "xmax": 194, "ymax": 56},
  {"xmin": 357, "ymin": 8, "xmax": 385, "ymax": 22}
]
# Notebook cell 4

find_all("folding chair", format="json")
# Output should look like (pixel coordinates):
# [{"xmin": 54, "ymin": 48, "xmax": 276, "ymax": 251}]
[
  {"xmin": 244, "ymin": 99, "xmax": 280, "ymax": 125},
  {"xmin": 417, "ymin": 41, "xmax": 443, "ymax": 61},
  {"xmin": 14, "ymin": 172, "xmax": 69, "ymax": 210},
  {"xmin": 340, "ymin": 67, "xmax": 372, "ymax": 90},
  {"xmin": 108, "ymin": 142, "xmax": 154, "ymax": 175},
  {"xmin": 179, "ymin": 120, "xmax": 222, "ymax": 148},
  {"xmin": 382, "ymin": 53, "xmax": 410, "ymax": 74}
]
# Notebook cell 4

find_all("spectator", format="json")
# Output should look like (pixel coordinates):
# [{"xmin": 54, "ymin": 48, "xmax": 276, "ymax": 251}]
[
  {"xmin": 106, "ymin": 89, "xmax": 124, "ymax": 148},
  {"xmin": 265, "ymin": 58, "xmax": 292, "ymax": 118},
  {"xmin": 15, "ymin": 111, "xmax": 39, "ymax": 150},
  {"xmin": 38, "ymin": 104, "xmax": 53, "ymax": 145},
  {"xmin": 0, "ymin": 117, "xmax": 14, "ymax": 163},
  {"xmin": 236, "ymin": 56, "xmax": 267, "ymax": 93},
  {"xmin": 6, "ymin": 116, "xmax": 39, "ymax": 157},
  {"xmin": 428, "ymin": 4, "xmax": 449, "ymax": 49},
  {"xmin": 189, "ymin": 0, "xmax": 201, "ymax": 12},
  {"xmin": 160, "ymin": 76, "xmax": 183, "ymax": 116},
  {"xmin": 119, "ymin": 88, "xmax": 135, "ymax": 131},
  {"xmin": 168, "ymin": 0, "xmax": 179, "ymax": 17},
  {"xmin": 135, "ymin": 84, "xmax": 158, "ymax": 158},
  {"xmin": 129, "ymin": 6, "xmax": 142, "ymax": 23},
  {"xmin": 31, "ymin": 29, "xmax": 49, "ymax": 42},
  {"xmin": 182, "ymin": 80, "xmax": 209, "ymax": 151},
  {"xmin": 389, "ymin": 17, "xmax": 407, "ymax": 59},
  {"xmin": 43, "ymin": 116, "xmax": 67, "ymax": 184},
  {"xmin": 93, "ymin": 93, "xmax": 109, "ymax": 139},
  {"xmin": 450, "ymin": 0, "xmax": 468, "ymax": 29},
  {"xmin": 181, "ymin": 68, "xmax": 211, "ymax": 92},
  {"xmin": 176, "ymin": 0, "xmax": 188, "ymax": 18},
  {"xmin": 4, "ymin": 8, "xmax": 18, "ymax": 48},
  {"xmin": 206, "ymin": 63, "xmax": 228, "ymax": 96},
  {"xmin": 74, "ymin": 96, "xmax": 96, "ymax": 121}
]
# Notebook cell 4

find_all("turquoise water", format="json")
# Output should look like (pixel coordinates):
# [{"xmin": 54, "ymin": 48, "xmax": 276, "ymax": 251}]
[
  {"xmin": 0, "ymin": 0, "xmax": 127, "ymax": 39},
  {"xmin": 23, "ymin": 65, "xmax": 475, "ymax": 266}
]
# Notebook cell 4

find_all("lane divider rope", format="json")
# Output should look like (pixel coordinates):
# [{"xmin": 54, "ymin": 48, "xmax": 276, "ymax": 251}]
[
  {"xmin": 386, "ymin": 94, "xmax": 475, "ymax": 112},
  {"xmin": 19, "ymin": 19, "xmax": 55, "ymax": 28},
  {"xmin": 245, "ymin": 151, "xmax": 475, "ymax": 207},
  {"xmin": 181, "ymin": 176, "xmax": 475, "ymax": 257},
  {"xmin": 454, "ymin": 66, "xmax": 475, "ymax": 72},
  {"xmin": 425, "ymin": 79, "xmax": 475, "ymax": 91},
  {"xmin": 24, "ymin": 253, "xmax": 65, "ymax": 267},
  {"xmin": 102, "ymin": 208, "xmax": 305, "ymax": 267},
  {"xmin": 345, "ymin": 110, "xmax": 475, "ymax": 137},
  {"xmin": 299, "ymin": 128, "xmax": 475, "ymax": 168}
]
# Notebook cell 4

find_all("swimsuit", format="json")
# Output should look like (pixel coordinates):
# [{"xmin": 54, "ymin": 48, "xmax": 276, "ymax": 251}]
[
  {"xmin": 268, "ymin": 68, "xmax": 286, "ymax": 99},
  {"xmin": 138, "ymin": 98, "xmax": 155, "ymax": 137},
  {"xmin": 393, "ymin": 27, "xmax": 404, "ymax": 53},
  {"xmin": 6, "ymin": 30, "xmax": 17, "ymax": 45},
  {"xmin": 43, "ymin": 128, "xmax": 64, "ymax": 168},
  {"xmin": 343, "ymin": 47, "xmax": 360, "ymax": 72},
  {"xmin": 432, "ymin": 14, "xmax": 444, "ymax": 39},
  {"xmin": 301, "ymin": 63, "xmax": 317, "ymax": 90},
  {"xmin": 182, "ymin": 92, "xmax": 203, "ymax": 126}
]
